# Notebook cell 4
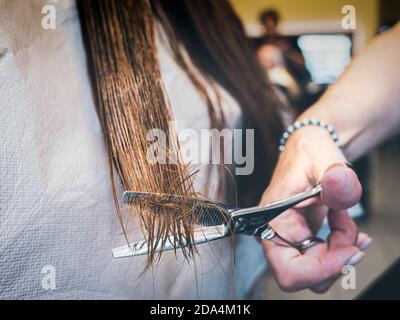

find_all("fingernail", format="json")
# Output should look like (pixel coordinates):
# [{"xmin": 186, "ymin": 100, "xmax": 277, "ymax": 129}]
[
  {"xmin": 347, "ymin": 251, "xmax": 365, "ymax": 266},
  {"xmin": 359, "ymin": 237, "xmax": 373, "ymax": 251}
]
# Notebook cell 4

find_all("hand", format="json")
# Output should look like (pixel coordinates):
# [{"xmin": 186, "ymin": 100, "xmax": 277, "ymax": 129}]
[{"xmin": 259, "ymin": 126, "xmax": 372, "ymax": 292}]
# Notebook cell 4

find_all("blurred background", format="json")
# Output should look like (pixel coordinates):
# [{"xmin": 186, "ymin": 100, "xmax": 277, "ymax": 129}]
[{"xmin": 229, "ymin": 0, "xmax": 400, "ymax": 299}]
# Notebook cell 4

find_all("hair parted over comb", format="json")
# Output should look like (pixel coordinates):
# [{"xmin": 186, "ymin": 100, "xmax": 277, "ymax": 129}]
[
  {"xmin": 78, "ymin": 0, "xmax": 201, "ymax": 265},
  {"xmin": 78, "ymin": 0, "xmax": 285, "ymax": 266}
]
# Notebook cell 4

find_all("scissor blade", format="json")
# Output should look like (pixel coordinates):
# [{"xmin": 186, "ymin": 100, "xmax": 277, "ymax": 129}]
[{"xmin": 112, "ymin": 225, "xmax": 229, "ymax": 258}]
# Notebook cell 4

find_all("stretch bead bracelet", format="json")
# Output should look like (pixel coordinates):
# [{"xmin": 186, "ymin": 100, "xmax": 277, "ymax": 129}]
[{"xmin": 279, "ymin": 118, "xmax": 342, "ymax": 152}]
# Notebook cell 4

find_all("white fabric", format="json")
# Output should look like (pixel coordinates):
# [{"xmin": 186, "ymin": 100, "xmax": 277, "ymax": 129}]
[{"xmin": 0, "ymin": 0, "xmax": 266, "ymax": 299}]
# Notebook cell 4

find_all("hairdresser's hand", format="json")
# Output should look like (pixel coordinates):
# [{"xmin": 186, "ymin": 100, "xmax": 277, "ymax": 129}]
[{"xmin": 259, "ymin": 126, "xmax": 372, "ymax": 293}]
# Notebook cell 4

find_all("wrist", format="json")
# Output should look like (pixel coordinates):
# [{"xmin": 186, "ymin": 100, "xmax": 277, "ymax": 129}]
[
  {"xmin": 296, "ymin": 102, "xmax": 359, "ymax": 160},
  {"xmin": 279, "ymin": 118, "xmax": 342, "ymax": 153},
  {"xmin": 284, "ymin": 125, "xmax": 348, "ymax": 183}
]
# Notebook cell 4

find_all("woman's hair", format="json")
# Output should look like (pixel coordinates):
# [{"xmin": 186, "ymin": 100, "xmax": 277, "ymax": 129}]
[{"xmin": 78, "ymin": 0, "xmax": 285, "ymax": 265}]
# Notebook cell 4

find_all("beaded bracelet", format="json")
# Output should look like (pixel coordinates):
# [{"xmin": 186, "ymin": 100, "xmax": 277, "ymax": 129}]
[{"xmin": 279, "ymin": 118, "xmax": 342, "ymax": 152}]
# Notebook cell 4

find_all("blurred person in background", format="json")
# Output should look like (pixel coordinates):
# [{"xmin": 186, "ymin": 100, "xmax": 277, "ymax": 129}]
[
  {"xmin": 256, "ymin": 8, "xmax": 321, "ymax": 113},
  {"xmin": 259, "ymin": 8, "xmax": 280, "ymax": 36}
]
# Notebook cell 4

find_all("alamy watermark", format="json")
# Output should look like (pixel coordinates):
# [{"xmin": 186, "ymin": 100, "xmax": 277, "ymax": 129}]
[
  {"xmin": 146, "ymin": 121, "xmax": 255, "ymax": 175},
  {"xmin": 41, "ymin": 4, "xmax": 56, "ymax": 30},
  {"xmin": 341, "ymin": 265, "xmax": 356, "ymax": 290},
  {"xmin": 41, "ymin": 265, "xmax": 56, "ymax": 290},
  {"xmin": 341, "ymin": 5, "xmax": 356, "ymax": 30}
]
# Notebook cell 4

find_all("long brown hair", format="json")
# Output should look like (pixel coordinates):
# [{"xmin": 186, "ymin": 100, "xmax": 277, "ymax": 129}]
[
  {"xmin": 78, "ymin": 0, "xmax": 285, "ymax": 265},
  {"xmin": 151, "ymin": 0, "xmax": 285, "ymax": 206}
]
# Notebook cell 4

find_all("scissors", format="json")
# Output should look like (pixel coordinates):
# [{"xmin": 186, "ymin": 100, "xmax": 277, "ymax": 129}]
[{"xmin": 112, "ymin": 183, "xmax": 322, "ymax": 258}]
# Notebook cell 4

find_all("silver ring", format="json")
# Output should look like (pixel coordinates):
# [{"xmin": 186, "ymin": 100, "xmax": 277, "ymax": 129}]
[
  {"xmin": 260, "ymin": 226, "xmax": 324, "ymax": 254},
  {"xmin": 295, "ymin": 237, "xmax": 324, "ymax": 253},
  {"xmin": 260, "ymin": 227, "xmax": 276, "ymax": 240}
]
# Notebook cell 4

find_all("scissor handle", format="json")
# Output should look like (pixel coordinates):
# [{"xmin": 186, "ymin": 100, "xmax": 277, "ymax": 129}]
[{"xmin": 231, "ymin": 184, "xmax": 322, "ymax": 236}]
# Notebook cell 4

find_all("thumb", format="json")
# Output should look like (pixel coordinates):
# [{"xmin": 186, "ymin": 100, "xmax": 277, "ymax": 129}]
[{"xmin": 320, "ymin": 163, "xmax": 362, "ymax": 210}]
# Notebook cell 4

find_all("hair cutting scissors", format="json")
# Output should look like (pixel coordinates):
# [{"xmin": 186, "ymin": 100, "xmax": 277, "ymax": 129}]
[{"xmin": 112, "ymin": 184, "xmax": 322, "ymax": 258}]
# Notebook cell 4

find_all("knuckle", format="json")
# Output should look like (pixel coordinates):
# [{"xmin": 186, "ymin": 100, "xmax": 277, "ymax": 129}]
[
  {"xmin": 275, "ymin": 274, "xmax": 298, "ymax": 292},
  {"xmin": 343, "ymin": 219, "xmax": 358, "ymax": 239}
]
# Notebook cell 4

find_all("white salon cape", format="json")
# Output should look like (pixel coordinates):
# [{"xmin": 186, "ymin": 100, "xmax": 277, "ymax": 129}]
[{"xmin": 0, "ymin": 0, "xmax": 267, "ymax": 299}]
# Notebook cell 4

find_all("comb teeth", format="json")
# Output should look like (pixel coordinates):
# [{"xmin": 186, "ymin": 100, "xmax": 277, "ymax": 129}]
[
  {"xmin": 123, "ymin": 191, "xmax": 232, "ymax": 227},
  {"xmin": 123, "ymin": 191, "xmax": 198, "ymax": 206}
]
